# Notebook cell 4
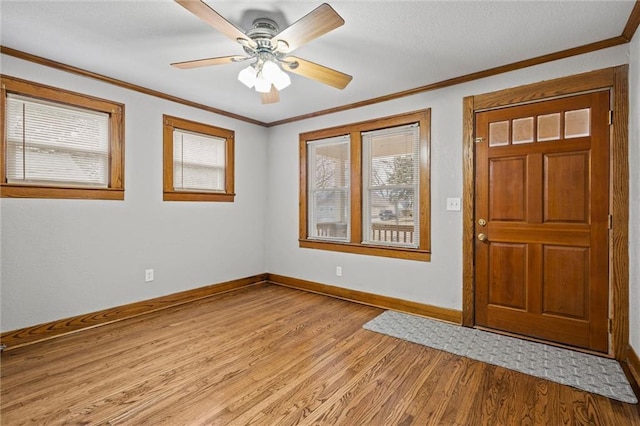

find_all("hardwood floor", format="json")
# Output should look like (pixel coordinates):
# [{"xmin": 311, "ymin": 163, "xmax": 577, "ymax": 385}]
[{"xmin": 2, "ymin": 284, "xmax": 639, "ymax": 425}]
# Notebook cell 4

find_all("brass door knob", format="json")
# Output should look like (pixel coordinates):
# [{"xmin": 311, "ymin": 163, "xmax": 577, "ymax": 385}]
[{"xmin": 477, "ymin": 233, "xmax": 488, "ymax": 242}]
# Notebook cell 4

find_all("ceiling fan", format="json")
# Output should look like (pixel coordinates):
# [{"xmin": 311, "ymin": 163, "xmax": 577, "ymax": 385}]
[{"xmin": 172, "ymin": 0, "xmax": 353, "ymax": 104}]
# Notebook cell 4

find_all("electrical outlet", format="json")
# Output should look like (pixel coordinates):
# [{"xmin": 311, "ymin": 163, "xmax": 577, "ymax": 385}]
[
  {"xmin": 336, "ymin": 266, "xmax": 342, "ymax": 277},
  {"xmin": 145, "ymin": 269, "xmax": 154, "ymax": 282}
]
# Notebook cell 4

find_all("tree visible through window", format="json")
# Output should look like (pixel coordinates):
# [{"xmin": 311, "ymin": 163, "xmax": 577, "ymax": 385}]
[
  {"xmin": 363, "ymin": 124, "xmax": 420, "ymax": 248},
  {"xmin": 299, "ymin": 109, "xmax": 431, "ymax": 261},
  {"xmin": 307, "ymin": 136, "xmax": 350, "ymax": 241}
]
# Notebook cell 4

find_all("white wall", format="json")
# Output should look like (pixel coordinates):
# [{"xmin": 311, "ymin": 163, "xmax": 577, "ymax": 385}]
[
  {"xmin": 0, "ymin": 55, "xmax": 268, "ymax": 332},
  {"xmin": 1, "ymin": 43, "xmax": 634, "ymax": 337},
  {"xmin": 629, "ymin": 30, "xmax": 640, "ymax": 356},
  {"xmin": 266, "ymin": 46, "xmax": 629, "ymax": 312}
]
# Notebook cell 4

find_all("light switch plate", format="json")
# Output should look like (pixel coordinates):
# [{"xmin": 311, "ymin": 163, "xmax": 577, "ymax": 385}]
[{"xmin": 446, "ymin": 197, "xmax": 461, "ymax": 211}]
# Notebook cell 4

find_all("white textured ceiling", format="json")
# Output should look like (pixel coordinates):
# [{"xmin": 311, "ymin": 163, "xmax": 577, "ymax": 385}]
[{"xmin": 0, "ymin": 1, "xmax": 635, "ymax": 124}]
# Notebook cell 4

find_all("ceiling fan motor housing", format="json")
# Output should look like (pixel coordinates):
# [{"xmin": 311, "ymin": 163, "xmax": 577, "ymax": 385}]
[{"xmin": 244, "ymin": 18, "xmax": 281, "ymax": 53}]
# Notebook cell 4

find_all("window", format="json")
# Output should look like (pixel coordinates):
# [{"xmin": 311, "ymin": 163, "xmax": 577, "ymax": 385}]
[
  {"xmin": 1, "ymin": 75, "xmax": 124, "ymax": 199},
  {"xmin": 362, "ymin": 124, "xmax": 420, "ymax": 248},
  {"xmin": 300, "ymin": 109, "xmax": 430, "ymax": 261},
  {"xmin": 163, "ymin": 115, "xmax": 234, "ymax": 202},
  {"xmin": 307, "ymin": 136, "xmax": 351, "ymax": 242}
]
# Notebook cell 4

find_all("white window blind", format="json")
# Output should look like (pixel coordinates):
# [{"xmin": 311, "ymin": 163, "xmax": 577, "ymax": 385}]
[
  {"xmin": 307, "ymin": 135, "xmax": 350, "ymax": 241},
  {"xmin": 362, "ymin": 123, "xmax": 420, "ymax": 248},
  {"xmin": 173, "ymin": 129, "xmax": 225, "ymax": 192},
  {"xmin": 5, "ymin": 94, "xmax": 110, "ymax": 187}
]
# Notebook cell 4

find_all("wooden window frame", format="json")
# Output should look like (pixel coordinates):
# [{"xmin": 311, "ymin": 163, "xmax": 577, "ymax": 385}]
[
  {"xmin": 0, "ymin": 75, "xmax": 124, "ymax": 200},
  {"xmin": 299, "ymin": 109, "xmax": 431, "ymax": 261},
  {"xmin": 163, "ymin": 114, "xmax": 235, "ymax": 202}
]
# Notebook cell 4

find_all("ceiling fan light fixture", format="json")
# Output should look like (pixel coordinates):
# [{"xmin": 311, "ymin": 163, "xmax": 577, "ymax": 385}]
[
  {"xmin": 261, "ymin": 60, "xmax": 280, "ymax": 81},
  {"xmin": 262, "ymin": 60, "xmax": 291, "ymax": 91},
  {"xmin": 254, "ymin": 76, "xmax": 272, "ymax": 93},
  {"xmin": 273, "ymin": 71, "xmax": 291, "ymax": 91},
  {"xmin": 238, "ymin": 65, "xmax": 257, "ymax": 88},
  {"xmin": 173, "ymin": 2, "xmax": 351, "ymax": 103}
]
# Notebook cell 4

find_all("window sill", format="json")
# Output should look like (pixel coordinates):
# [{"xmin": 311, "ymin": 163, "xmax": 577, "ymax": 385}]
[
  {"xmin": 163, "ymin": 191, "xmax": 235, "ymax": 202},
  {"xmin": 299, "ymin": 239, "xmax": 431, "ymax": 261},
  {"xmin": 1, "ymin": 184, "xmax": 124, "ymax": 200}
]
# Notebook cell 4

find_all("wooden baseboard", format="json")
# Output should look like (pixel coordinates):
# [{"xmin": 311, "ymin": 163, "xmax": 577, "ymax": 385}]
[
  {"xmin": 267, "ymin": 273, "xmax": 462, "ymax": 324},
  {"xmin": 1, "ymin": 272, "xmax": 462, "ymax": 351},
  {"xmin": 627, "ymin": 345, "xmax": 640, "ymax": 391},
  {"xmin": 0, "ymin": 273, "xmax": 269, "ymax": 351}
]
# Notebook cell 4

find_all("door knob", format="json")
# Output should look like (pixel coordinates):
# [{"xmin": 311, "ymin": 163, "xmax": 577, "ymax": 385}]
[{"xmin": 477, "ymin": 233, "xmax": 488, "ymax": 242}]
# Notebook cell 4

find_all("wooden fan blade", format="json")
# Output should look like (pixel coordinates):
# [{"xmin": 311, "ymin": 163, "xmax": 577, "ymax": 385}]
[
  {"xmin": 283, "ymin": 56, "xmax": 352, "ymax": 89},
  {"xmin": 175, "ymin": 0, "xmax": 255, "ymax": 48},
  {"xmin": 271, "ymin": 3, "xmax": 344, "ymax": 53},
  {"xmin": 171, "ymin": 55, "xmax": 247, "ymax": 69},
  {"xmin": 261, "ymin": 85, "xmax": 280, "ymax": 104}
]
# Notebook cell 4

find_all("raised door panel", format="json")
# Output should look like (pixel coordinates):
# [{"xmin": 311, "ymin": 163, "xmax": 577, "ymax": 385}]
[
  {"xmin": 489, "ymin": 157, "xmax": 526, "ymax": 221},
  {"xmin": 488, "ymin": 243, "xmax": 528, "ymax": 310},
  {"xmin": 544, "ymin": 152, "xmax": 590, "ymax": 224},
  {"xmin": 542, "ymin": 245, "xmax": 589, "ymax": 320}
]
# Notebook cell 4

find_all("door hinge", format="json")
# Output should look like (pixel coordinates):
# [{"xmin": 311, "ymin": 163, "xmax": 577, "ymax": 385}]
[
  {"xmin": 608, "ymin": 214, "xmax": 613, "ymax": 229},
  {"xmin": 608, "ymin": 110, "xmax": 613, "ymax": 125},
  {"xmin": 474, "ymin": 137, "xmax": 485, "ymax": 144}
]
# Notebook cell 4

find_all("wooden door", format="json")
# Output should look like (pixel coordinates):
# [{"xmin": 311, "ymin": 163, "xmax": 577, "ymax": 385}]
[{"xmin": 474, "ymin": 91, "xmax": 610, "ymax": 353}]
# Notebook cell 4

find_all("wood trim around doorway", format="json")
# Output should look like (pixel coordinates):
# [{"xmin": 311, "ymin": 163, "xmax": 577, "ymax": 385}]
[{"xmin": 461, "ymin": 65, "xmax": 629, "ymax": 360}]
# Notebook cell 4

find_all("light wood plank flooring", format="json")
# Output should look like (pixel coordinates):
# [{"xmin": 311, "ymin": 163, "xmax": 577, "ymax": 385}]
[{"xmin": 2, "ymin": 284, "xmax": 639, "ymax": 425}]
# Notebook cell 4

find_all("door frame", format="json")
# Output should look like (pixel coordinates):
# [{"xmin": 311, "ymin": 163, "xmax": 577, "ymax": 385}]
[{"xmin": 462, "ymin": 65, "xmax": 629, "ymax": 360}]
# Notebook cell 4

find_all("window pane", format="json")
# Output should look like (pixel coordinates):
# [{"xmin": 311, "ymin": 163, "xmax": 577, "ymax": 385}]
[
  {"xmin": 489, "ymin": 121, "xmax": 509, "ymax": 146},
  {"xmin": 512, "ymin": 117, "xmax": 534, "ymax": 144},
  {"xmin": 173, "ymin": 130, "xmax": 225, "ymax": 191},
  {"xmin": 312, "ymin": 190, "xmax": 349, "ymax": 239},
  {"xmin": 307, "ymin": 136, "xmax": 350, "ymax": 241},
  {"xmin": 564, "ymin": 108, "xmax": 590, "ymax": 139},
  {"xmin": 5, "ymin": 94, "xmax": 109, "ymax": 187},
  {"xmin": 362, "ymin": 124, "xmax": 419, "ymax": 248},
  {"xmin": 537, "ymin": 113, "xmax": 561, "ymax": 141}
]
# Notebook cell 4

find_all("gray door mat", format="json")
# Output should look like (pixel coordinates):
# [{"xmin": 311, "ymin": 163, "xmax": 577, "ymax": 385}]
[{"xmin": 363, "ymin": 310, "xmax": 637, "ymax": 404}]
